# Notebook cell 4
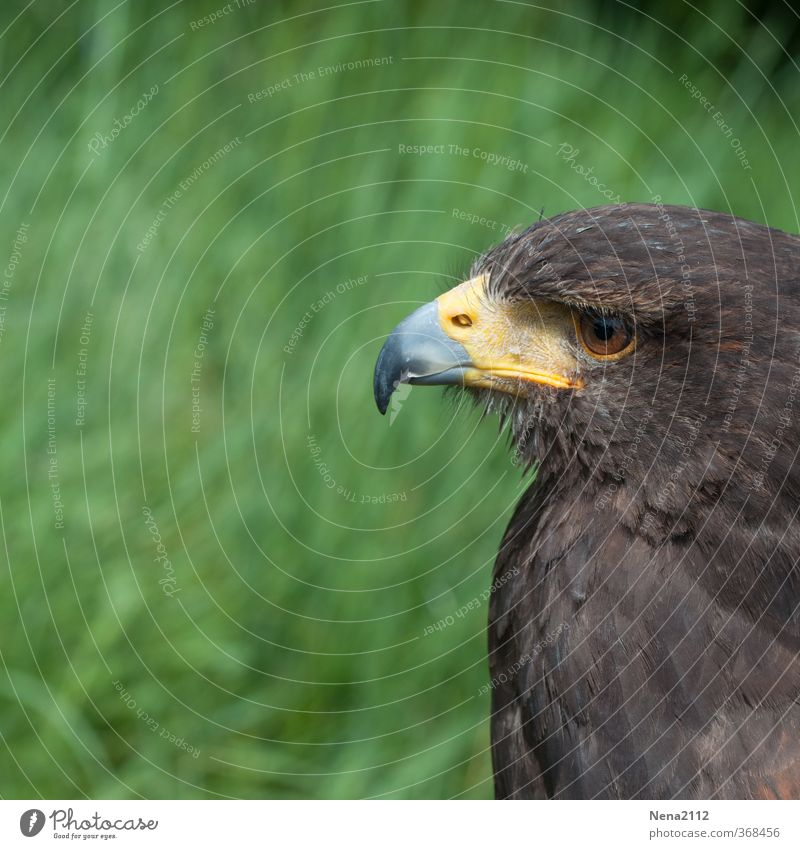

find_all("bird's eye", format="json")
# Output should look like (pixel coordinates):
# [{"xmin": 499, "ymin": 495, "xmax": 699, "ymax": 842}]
[{"xmin": 577, "ymin": 313, "xmax": 635, "ymax": 359}]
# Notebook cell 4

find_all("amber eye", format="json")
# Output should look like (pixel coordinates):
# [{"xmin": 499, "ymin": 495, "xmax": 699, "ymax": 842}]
[{"xmin": 578, "ymin": 313, "xmax": 634, "ymax": 359}]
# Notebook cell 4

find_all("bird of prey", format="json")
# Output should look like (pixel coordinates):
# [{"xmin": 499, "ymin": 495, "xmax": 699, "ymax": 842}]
[{"xmin": 373, "ymin": 203, "xmax": 800, "ymax": 800}]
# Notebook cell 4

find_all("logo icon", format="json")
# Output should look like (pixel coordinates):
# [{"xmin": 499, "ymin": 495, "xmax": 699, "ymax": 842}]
[{"xmin": 19, "ymin": 809, "xmax": 45, "ymax": 837}]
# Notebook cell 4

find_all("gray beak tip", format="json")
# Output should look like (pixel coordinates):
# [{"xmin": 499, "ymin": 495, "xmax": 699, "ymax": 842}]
[{"xmin": 373, "ymin": 346, "xmax": 397, "ymax": 415}]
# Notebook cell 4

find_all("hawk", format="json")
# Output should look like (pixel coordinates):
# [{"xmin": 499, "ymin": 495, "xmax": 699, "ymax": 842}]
[{"xmin": 373, "ymin": 203, "xmax": 800, "ymax": 799}]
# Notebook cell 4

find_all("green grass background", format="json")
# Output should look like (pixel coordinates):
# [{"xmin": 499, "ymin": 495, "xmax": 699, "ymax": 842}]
[{"xmin": 1, "ymin": 0, "xmax": 799, "ymax": 799}]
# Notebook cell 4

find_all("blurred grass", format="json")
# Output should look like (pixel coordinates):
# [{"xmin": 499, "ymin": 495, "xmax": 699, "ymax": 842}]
[{"xmin": 0, "ymin": 0, "xmax": 799, "ymax": 798}]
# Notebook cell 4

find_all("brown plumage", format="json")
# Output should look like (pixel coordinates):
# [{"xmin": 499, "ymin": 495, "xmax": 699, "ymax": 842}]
[{"xmin": 374, "ymin": 203, "xmax": 800, "ymax": 799}]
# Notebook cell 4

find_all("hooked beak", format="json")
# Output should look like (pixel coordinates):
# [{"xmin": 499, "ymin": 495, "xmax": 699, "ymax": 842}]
[
  {"xmin": 373, "ymin": 274, "xmax": 582, "ymax": 415},
  {"xmin": 373, "ymin": 301, "xmax": 474, "ymax": 414}
]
